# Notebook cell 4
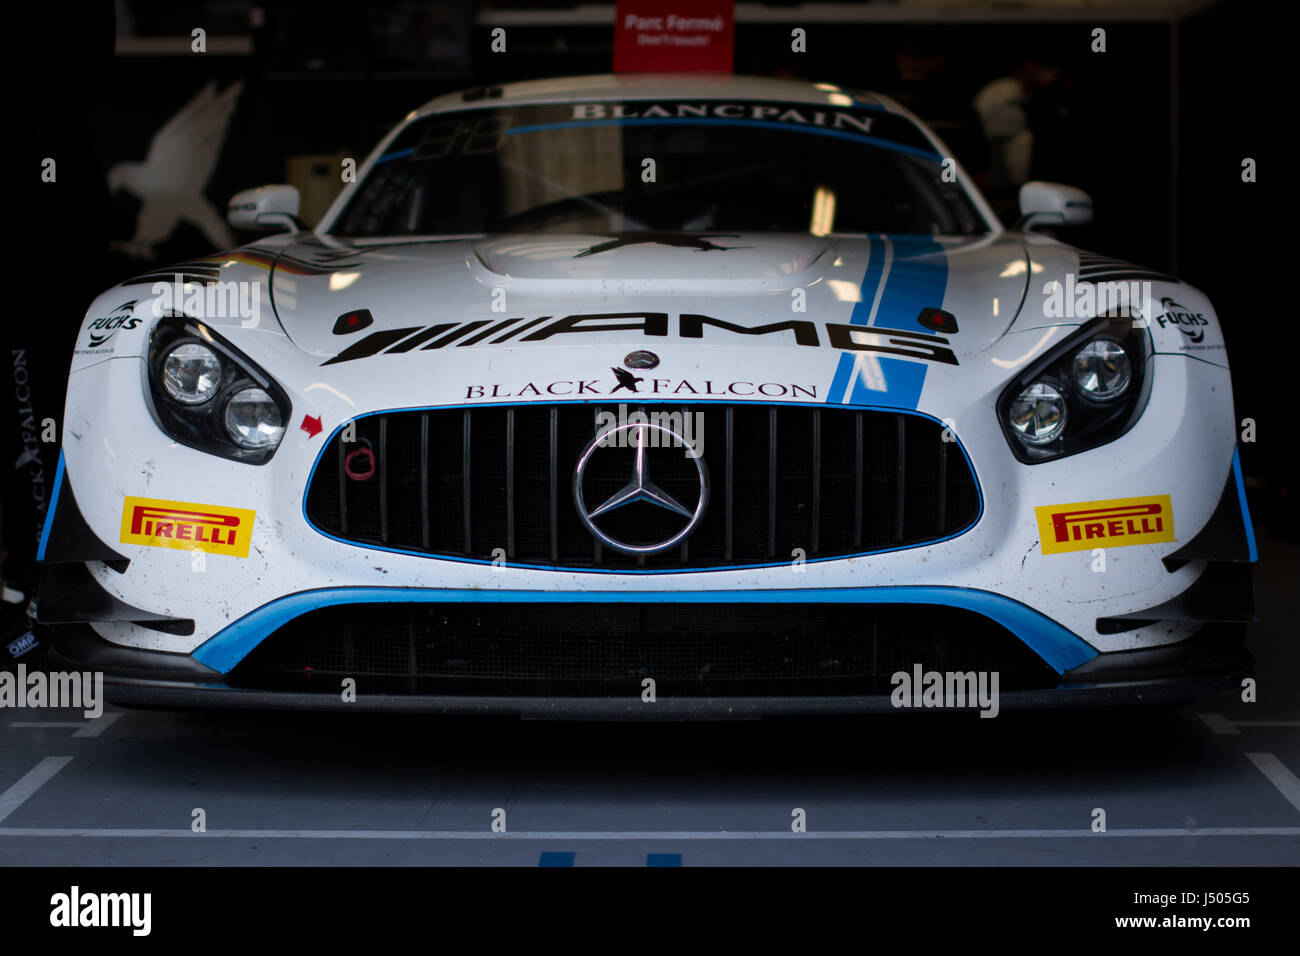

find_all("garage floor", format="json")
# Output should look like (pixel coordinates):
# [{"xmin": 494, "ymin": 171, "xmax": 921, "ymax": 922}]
[{"xmin": 2, "ymin": 537, "xmax": 1296, "ymax": 866}]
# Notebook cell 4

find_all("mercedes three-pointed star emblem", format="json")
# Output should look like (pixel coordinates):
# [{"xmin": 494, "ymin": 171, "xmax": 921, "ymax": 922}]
[{"xmin": 573, "ymin": 421, "xmax": 708, "ymax": 555}]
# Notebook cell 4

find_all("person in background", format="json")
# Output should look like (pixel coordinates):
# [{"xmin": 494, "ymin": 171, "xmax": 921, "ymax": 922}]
[{"xmin": 972, "ymin": 58, "xmax": 1064, "ymax": 222}]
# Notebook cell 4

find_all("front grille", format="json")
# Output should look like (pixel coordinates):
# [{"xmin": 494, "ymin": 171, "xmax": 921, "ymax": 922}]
[
  {"xmin": 304, "ymin": 404, "xmax": 979, "ymax": 570},
  {"xmin": 226, "ymin": 603, "xmax": 1058, "ymax": 697}
]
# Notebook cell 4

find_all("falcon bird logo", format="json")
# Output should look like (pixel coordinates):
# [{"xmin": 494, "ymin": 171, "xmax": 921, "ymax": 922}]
[
  {"xmin": 611, "ymin": 367, "xmax": 643, "ymax": 393},
  {"xmin": 108, "ymin": 81, "xmax": 245, "ymax": 259}
]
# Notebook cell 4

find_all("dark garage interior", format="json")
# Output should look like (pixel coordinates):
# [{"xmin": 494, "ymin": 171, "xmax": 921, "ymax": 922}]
[{"xmin": 1, "ymin": 0, "xmax": 1293, "ymax": 923}]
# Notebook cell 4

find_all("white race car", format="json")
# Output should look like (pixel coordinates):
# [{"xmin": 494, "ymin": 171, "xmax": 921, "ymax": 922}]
[{"xmin": 38, "ymin": 74, "xmax": 1256, "ymax": 714}]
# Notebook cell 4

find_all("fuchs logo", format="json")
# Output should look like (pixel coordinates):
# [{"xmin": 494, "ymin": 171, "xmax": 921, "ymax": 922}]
[
  {"xmin": 119, "ymin": 496, "xmax": 256, "ymax": 558},
  {"xmin": 83, "ymin": 301, "xmax": 141, "ymax": 350},
  {"xmin": 1154, "ymin": 296, "xmax": 1208, "ymax": 343},
  {"xmin": 324, "ymin": 311, "xmax": 958, "ymax": 366},
  {"xmin": 1034, "ymin": 495, "xmax": 1174, "ymax": 555}
]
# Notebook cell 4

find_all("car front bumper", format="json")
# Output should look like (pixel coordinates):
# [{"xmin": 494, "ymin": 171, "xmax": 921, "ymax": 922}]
[
  {"xmin": 38, "ymin": 346, "xmax": 1257, "ymax": 714},
  {"xmin": 46, "ymin": 618, "xmax": 1251, "ymax": 716}
]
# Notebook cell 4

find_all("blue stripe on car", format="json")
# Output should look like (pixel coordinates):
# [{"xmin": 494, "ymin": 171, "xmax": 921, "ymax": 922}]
[
  {"xmin": 504, "ymin": 118, "xmax": 944, "ymax": 161},
  {"xmin": 868, "ymin": 236, "xmax": 949, "ymax": 332},
  {"xmin": 191, "ymin": 585, "xmax": 1098, "ymax": 677},
  {"xmin": 827, "ymin": 235, "xmax": 886, "ymax": 404},
  {"xmin": 35, "ymin": 451, "xmax": 65, "ymax": 562},
  {"xmin": 1232, "ymin": 446, "xmax": 1258, "ymax": 562},
  {"xmin": 848, "ymin": 359, "xmax": 927, "ymax": 408},
  {"xmin": 828, "ymin": 235, "xmax": 949, "ymax": 408},
  {"xmin": 377, "ymin": 119, "xmax": 941, "ymax": 165},
  {"xmin": 373, "ymin": 147, "xmax": 415, "ymax": 165},
  {"xmin": 826, "ymin": 355, "xmax": 854, "ymax": 404}
]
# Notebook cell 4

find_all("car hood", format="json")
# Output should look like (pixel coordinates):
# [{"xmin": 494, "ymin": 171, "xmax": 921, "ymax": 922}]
[
  {"xmin": 263, "ymin": 231, "xmax": 1032, "ymax": 361},
  {"xmin": 93, "ymin": 230, "xmax": 1094, "ymax": 423}
]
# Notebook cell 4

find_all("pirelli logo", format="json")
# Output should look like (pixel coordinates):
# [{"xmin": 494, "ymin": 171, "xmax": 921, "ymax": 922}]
[
  {"xmin": 1035, "ymin": 495, "xmax": 1174, "ymax": 555},
  {"xmin": 119, "ymin": 497, "xmax": 256, "ymax": 558}
]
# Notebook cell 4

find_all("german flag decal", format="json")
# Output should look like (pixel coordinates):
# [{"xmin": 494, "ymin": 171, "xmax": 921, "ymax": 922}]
[
  {"xmin": 1035, "ymin": 495, "xmax": 1174, "ymax": 555},
  {"xmin": 120, "ymin": 497, "xmax": 256, "ymax": 558}
]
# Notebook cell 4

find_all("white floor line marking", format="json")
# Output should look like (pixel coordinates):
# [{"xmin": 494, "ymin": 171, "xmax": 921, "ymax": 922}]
[
  {"xmin": 1246, "ymin": 752, "xmax": 1300, "ymax": 815},
  {"xmin": 0, "ymin": 826, "xmax": 1297, "ymax": 840},
  {"xmin": 73, "ymin": 713, "xmax": 122, "ymax": 738},
  {"xmin": 7, "ymin": 722, "xmax": 84, "ymax": 729},
  {"xmin": 0, "ymin": 757, "xmax": 74, "ymax": 825},
  {"xmin": 1198, "ymin": 713, "xmax": 1240, "ymax": 735}
]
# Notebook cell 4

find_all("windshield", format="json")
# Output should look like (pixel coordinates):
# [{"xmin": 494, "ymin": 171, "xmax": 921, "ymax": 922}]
[{"xmin": 330, "ymin": 99, "xmax": 987, "ymax": 237}]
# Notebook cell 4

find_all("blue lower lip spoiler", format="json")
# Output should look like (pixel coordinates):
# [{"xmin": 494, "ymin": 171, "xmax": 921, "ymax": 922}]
[{"xmin": 191, "ymin": 585, "xmax": 1099, "ymax": 676}]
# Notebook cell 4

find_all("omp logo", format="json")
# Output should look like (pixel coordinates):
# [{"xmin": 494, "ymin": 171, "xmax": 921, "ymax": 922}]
[
  {"xmin": 6, "ymin": 631, "xmax": 37, "ymax": 659},
  {"xmin": 1035, "ymin": 495, "xmax": 1174, "ymax": 555},
  {"xmin": 119, "ymin": 497, "xmax": 255, "ymax": 557}
]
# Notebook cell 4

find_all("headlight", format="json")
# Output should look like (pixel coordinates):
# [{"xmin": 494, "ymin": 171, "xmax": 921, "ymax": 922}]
[
  {"xmin": 161, "ymin": 343, "xmax": 223, "ymax": 404},
  {"xmin": 147, "ymin": 318, "xmax": 292, "ymax": 465},
  {"xmin": 225, "ymin": 387, "xmax": 284, "ymax": 449},
  {"xmin": 1008, "ymin": 382, "xmax": 1067, "ymax": 445},
  {"xmin": 1071, "ymin": 338, "xmax": 1131, "ymax": 400},
  {"xmin": 997, "ymin": 313, "xmax": 1152, "ymax": 463}
]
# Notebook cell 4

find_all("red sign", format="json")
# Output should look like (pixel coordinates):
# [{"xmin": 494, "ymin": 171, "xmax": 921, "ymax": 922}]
[{"xmin": 613, "ymin": 0, "xmax": 734, "ymax": 73}]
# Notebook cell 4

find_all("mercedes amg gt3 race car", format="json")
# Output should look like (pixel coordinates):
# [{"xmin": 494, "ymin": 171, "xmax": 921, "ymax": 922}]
[{"xmin": 37, "ymin": 74, "xmax": 1256, "ymax": 715}]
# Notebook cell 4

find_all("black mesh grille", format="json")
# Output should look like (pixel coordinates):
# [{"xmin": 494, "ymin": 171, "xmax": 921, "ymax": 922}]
[
  {"xmin": 304, "ymin": 404, "xmax": 980, "ymax": 570},
  {"xmin": 227, "ymin": 603, "xmax": 1058, "ymax": 697}
]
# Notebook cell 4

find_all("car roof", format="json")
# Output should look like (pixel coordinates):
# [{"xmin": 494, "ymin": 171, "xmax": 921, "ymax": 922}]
[{"xmin": 410, "ymin": 73, "xmax": 895, "ymax": 118}]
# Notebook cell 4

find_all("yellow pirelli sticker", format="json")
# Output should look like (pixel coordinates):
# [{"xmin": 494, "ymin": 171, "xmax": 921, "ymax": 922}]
[
  {"xmin": 119, "ymin": 497, "xmax": 256, "ymax": 558},
  {"xmin": 1035, "ymin": 495, "xmax": 1174, "ymax": 555}
]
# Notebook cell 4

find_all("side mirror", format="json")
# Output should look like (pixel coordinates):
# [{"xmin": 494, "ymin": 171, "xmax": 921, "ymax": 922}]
[
  {"xmin": 1017, "ymin": 181, "xmax": 1093, "ymax": 231},
  {"xmin": 227, "ymin": 185, "xmax": 302, "ymax": 233}
]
